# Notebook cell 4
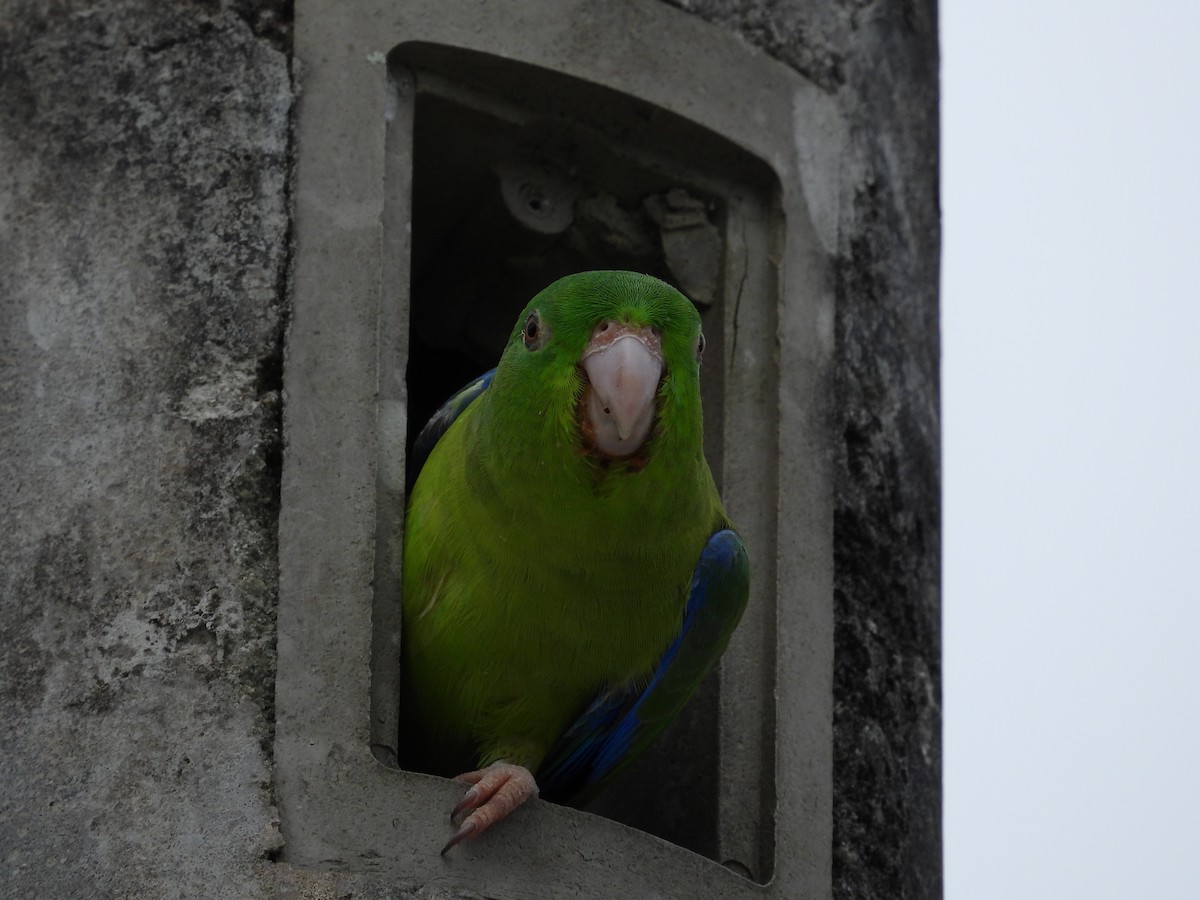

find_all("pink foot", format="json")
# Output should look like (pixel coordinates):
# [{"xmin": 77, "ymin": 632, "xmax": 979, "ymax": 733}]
[{"xmin": 441, "ymin": 761, "xmax": 539, "ymax": 854}]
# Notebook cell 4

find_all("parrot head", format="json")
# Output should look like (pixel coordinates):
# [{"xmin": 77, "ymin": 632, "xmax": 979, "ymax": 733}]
[{"xmin": 490, "ymin": 271, "xmax": 706, "ymax": 468}]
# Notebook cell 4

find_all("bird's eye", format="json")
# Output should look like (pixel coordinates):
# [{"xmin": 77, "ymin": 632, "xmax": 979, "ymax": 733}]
[
  {"xmin": 523, "ymin": 312, "xmax": 543, "ymax": 350},
  {"xmin": 695, "ymin": 331, "xmax": 706, "ymax": 362}
]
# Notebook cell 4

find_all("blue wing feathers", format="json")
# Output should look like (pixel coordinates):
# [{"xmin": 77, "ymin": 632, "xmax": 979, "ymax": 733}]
[{"xmin": 537, "ymin": 528, "xmax": 750, "ymax": 803}]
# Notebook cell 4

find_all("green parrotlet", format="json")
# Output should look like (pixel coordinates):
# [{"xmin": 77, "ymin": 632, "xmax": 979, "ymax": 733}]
[{"xmin": 399, "ymin": 270, "xmax": 749, "ymax": 852}]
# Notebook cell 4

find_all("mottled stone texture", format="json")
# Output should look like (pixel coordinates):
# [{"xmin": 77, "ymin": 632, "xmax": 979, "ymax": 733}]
[
  {"xmin": 663, "ymin": 2, "xmax": 943, "ymax": 897},
  {"xmin": 1, "ymin": 0, "xmax": 938, "ymax": 896},
  {"xmin": 0, "ymin": 1, "xmax": 291, "ymax": 896}
]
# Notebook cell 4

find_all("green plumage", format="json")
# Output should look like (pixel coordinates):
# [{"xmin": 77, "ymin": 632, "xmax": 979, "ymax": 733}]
[{"xmin": 400, "ymin": 271, "xmax": 740, "ymax": 790}]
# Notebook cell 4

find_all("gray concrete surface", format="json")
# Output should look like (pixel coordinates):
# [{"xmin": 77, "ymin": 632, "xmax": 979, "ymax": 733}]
[
  {"xmin": 0, "ymin": 2, "xmax": 291, "ymax": 896},
  {"xmin": 1, "ymin": 1, "xmax": 940, "ymax": 898},
  {"xmin": 671, "ymin": 3, "xmax": 945, "ymax": 895}
]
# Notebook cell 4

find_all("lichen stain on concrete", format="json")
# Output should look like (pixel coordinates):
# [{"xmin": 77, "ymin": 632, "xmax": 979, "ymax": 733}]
[
  {"xmin": 176, "ymin": 346, "xmax": 260, "ymax": 424},
  {"xmin": 1, "ymin": 1, "xmax": 292, "ymax": 894}
]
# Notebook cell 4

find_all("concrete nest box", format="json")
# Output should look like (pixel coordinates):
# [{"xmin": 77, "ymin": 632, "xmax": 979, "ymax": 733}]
[{"xmin": 278, "ymin": 1, "xmax": 842, "ymax": 896}]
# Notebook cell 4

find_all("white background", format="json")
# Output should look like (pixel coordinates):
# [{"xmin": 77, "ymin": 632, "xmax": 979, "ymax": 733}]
[{"xmin": 942, "ymin": 2, "xmax": 1200, "ymax": 897}]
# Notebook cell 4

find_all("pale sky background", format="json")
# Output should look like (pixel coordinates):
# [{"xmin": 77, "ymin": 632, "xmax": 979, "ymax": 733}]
[{"xmin": 942, "ymin": 2, "xmax": 1200, "ymax": 898}]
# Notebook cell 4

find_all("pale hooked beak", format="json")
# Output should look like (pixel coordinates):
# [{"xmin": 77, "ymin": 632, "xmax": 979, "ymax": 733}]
[{"xmin": 580, "ymin": 321, "xmax": 664, "ymax": 457}]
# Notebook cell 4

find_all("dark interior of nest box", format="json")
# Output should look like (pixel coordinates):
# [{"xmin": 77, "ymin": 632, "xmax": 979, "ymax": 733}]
[{"xmin": 389, "ymin": 47, "xmax": 776, "ymax": 873}]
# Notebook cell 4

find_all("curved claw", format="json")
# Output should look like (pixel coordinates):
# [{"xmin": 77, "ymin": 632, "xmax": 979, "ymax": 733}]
[
  {"xmin": 440, "ymin": 761, "xmax": 539, "ymax": 855},
  {"xmin": 441, "ymin": 819, "xmax": 478, "ymax": 855}
]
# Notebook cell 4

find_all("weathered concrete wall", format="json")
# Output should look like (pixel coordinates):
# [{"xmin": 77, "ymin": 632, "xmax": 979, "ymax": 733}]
[
  {"xmin": 0, "ymin": 1, "xmax": 291, "ymax": 895},
  {"xmin": 661, "ymin": 3, "xmax": 943, "ymax": 897},
  {"xmin": 1, "ymin": 1, "xmax": 939, "ymax": 897}
]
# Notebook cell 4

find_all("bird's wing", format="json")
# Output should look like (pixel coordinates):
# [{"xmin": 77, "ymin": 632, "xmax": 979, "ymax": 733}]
[
  {"xmin": 536, "ymin": 528, "xmax": 750, "ymax": 804},
  {"xmin": 405, "ymin": 369, "xmax": 495, "ymax": 493}
]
